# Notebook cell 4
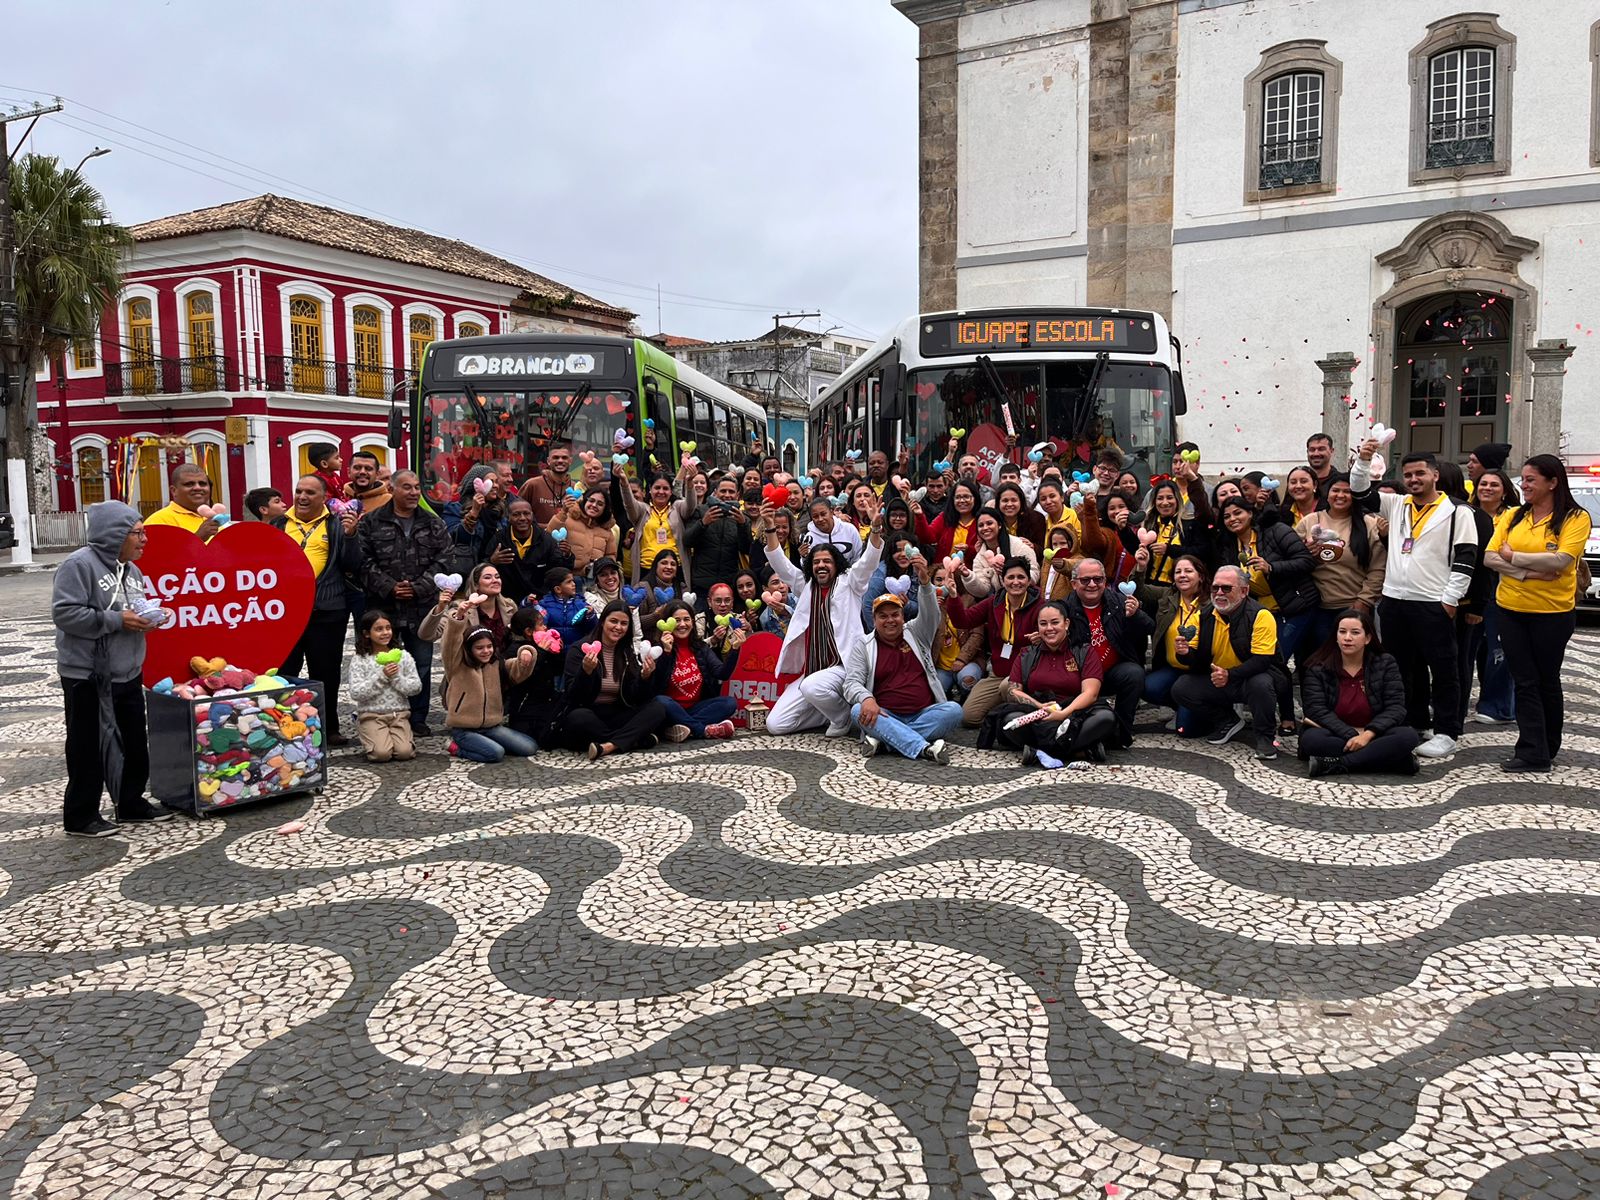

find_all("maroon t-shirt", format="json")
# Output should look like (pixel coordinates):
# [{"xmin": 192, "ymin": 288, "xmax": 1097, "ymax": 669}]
[
  {"xmin": 873, "ymin": 639, "xmax": 935, "ymax": 714},
  {"xmin": 1009, "ymin": 642, "xmax": 1103, "ymax": 703},
  {"xmin": 1335, "ymin": 669, "xmax": 1373, "ymax": 728}
]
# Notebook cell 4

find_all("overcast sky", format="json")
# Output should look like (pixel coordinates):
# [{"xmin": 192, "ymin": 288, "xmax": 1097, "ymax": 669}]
[{"xmin": 4, "ymin": 1, "xmax": 918, "ymax": 343}]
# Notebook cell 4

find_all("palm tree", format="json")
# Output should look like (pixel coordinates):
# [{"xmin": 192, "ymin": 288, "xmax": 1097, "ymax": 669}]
[{"xmin": 6, "ymin": 153, "xmax": 129, "ymax": 507}]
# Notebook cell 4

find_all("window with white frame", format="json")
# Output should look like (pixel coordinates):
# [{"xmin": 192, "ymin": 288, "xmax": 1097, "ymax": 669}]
[
  {"xmin": 1408, "ymin": 14, "xmax": 1514, "ymax": 185},
  {"xmin": 1261, "ymin": 71, "xmax": 1324, "ymax": 189},
  {"xmin": 1243, "ymin": 40, "xmax": 1342, "ymax": 203}
]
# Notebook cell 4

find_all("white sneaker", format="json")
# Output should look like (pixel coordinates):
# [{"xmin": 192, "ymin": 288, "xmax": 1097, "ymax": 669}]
[
  {"xmin": 1472, "ymin": 711, "xmax": 1510, "ymax": 725},
  {"xmin": 826, "ymin": 718, "xmax": 852, "ymax": 738},
  {"xmin": 1415, "ymin": 733, "xmax": 1459, "ymax": 758},
  {"xmin": 859, "ymin": 734, "xmax": 882, "ymax": 757},
  {"xmin": 1163, "ymin": 716, "xmax": 1178, "ymax": 732}
]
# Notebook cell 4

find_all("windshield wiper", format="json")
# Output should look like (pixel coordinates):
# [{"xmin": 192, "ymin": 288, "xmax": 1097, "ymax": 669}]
[
  {"xmin": 1072, "ymin": 352, "xmax": 1109, "ymax": 440},
  {"xmin": 460, "ymin": 382, "xmax": 492, "ymax": 445},
  {"xmin": 975, "ymin": 354, "xmax": 1019, "ymax": 428},
  {"xmin": 547, "ymin": 381, "xmax": 592, "ymax": 443}
]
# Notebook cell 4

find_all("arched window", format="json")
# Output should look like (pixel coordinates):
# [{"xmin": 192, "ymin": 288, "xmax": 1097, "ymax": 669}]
[
  {"xmin": 187, "ymin": 292, "xmax": 217, "ymax": 390},
  {"xmin": 1408, "ymin": 14, "xmax": 1515, "ymax": 184},
  {"xmin": 457, "ymin": 321, "xmax": 484, "ymax": 339},
  {"xmin": 409, "ymin": 312, "xmax": 436, "ymax": 372},
  {"xmin": 1243, "ymin": 41, "xmax": 1342, "ymax": 203},
  {"xmin": 289, "ymin": 294, "xmax": 326, "ymax": 393},
  {"xmin": 76, "ymin": 445, "xmax": 107, "ymax": 507},
  {"xmin": 126, "ymin": 298, "xmax": 156, "ymax": 394},
  {"xmin": 353, "ymin": 305, "xmax": 384, "ymax": 398}
]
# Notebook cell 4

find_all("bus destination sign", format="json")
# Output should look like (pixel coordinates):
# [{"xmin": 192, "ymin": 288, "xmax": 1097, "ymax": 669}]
[
  {"xmin": 920, "ymin": 312, "xmax": 1157, "ymax": 357},
  {"xmin": 453, "ymin": 350, "xmax": 612, "ymax": 378}
]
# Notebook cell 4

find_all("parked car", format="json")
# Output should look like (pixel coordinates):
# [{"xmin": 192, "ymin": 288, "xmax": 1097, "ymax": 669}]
[
  {"xmin": 1570, "ymin": 470, "xmax": 1600, "ymax": 607},
  {"xmin": 0, "ymin": 511, "xmax": 14, "ymax": 551}
]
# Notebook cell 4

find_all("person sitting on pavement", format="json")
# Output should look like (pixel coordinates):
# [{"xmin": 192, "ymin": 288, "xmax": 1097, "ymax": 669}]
[
  {"xmin": 988, "ymin": 599, "xmax": 1118, "ymax": 769},
  {"xmin": 1170, "ymin": 564, "xmax": 1286, "ymax": 761},
  {"xmin": 648, "ymin": 598, "xmax": 739, "ymax": 741},
  {"xmin": 561, "ymin": 600, "xmax": 671, "ymax": 761},
  {"xmin": 763, "ymin": 491, "xmax": 884, "ymax": 736},
  {"xmin": 840, "ymin": 555, "xmax": 960, "ymax": 764},
  {"xmin": 1299, "ymin": 608, "xmax": 1420, "ymax": 777},
  {"xmin": 945, "ymin": 557, "xmax": 1042, "ymax": 728},
  {"xmin": 1063, "ymin": 556, "xmax": 1153, "ymax": 749}
]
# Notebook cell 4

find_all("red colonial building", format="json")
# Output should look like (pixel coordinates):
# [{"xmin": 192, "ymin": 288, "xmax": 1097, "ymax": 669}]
[{"xmin": 37, "ymin": 194, "xmax": 634, "ymax": 516}]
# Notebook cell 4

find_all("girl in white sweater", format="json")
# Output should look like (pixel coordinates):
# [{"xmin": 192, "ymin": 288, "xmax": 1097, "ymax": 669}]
[{"xmin": 347, "ymin": 610, "xmax": 423, "ymax": 762}]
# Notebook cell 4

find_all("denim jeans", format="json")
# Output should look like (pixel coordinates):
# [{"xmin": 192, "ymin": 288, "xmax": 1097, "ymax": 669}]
[
  {"xmin": 851, "ymin": 700, "xmax": 964, "ymax": 760},
  {"xmin": 1475, "ymin": 601, "xmax": 1515, "ymax": 720},
  {"xmin": 937, "ymin": 663, "xmax": 984, "ymax": 698},
  {"xmin": 658, "ymin": 694, "xmax": 738, "ymax": 737},
  {"xmin": 1142, "ymin": 665, "xmax": 1196, "ymax": 732},
  {"xmin": 401, "ymin": 627, "xmax": 435, "ymax": 729},
  {"xmin": 1275, "ymin": 609, "xmax": 1317, "ymax": 721},
  {"xmin": 453, "ymin": 724, "xmax": 539, "ymax": 763}
]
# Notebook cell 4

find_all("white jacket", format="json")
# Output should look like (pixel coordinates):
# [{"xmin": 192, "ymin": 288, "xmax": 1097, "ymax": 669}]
[
  {"xmin": 767, "ymin": 536, "xmax": 883, "ymax": 676},
  {"xmin": 840, "ymin": 582, "xmax": 947, "ymax": 709}
]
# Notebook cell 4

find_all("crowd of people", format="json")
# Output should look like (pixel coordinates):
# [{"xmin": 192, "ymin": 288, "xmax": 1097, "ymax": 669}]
[{"xmin": 51, "ymin": 426, "xmax": 1593, "ymax": 835}]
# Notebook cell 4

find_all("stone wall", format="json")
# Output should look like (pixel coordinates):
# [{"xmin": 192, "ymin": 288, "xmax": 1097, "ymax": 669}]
[{"xmin": 917, "ymin": 16, "xmax": 960, "ymax": 312}]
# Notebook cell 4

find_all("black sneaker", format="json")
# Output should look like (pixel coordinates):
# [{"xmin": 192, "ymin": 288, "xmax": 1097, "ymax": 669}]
[
  {"xmin": 65, "ymin": 818, "xmax": 119, "ymax": 839},
  {"xmin": 1019, "ymin": 746, "xmax": 1038, "ymax": 767},
  {"xmin": 327, "ymin": 733, "xmax": 351, "ymax": 748},
  {"xmin": 1500, "ymin": 758, "xmax": 1551, "ymax": 773},
  {"xmin": 1254, "ymin": 737, "xmax": 1279, "ymax": 762},
  {"xmin": 117, "ymin": 805, "xmax": 175, "ymax": 823},
  {"xmin": 1306, "ymin": 755, "xmax": 1339, "ymax": 779},
  {"xmin": 409, "ymin": 722, "xmax": 436, "ymax": 738},
  {"xmin": 1207, "ymin": 717, "xmax": 1247, "ymax": 746}
]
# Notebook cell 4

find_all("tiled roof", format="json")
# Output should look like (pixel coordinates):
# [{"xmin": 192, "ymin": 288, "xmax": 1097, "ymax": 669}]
[
  {"xmin": 129, "ymin": 194, "xmax": 634, "ymax": 318},
  {"xmin": 654, "ymin": 333, "xmax": 712, "ymax": 348}
]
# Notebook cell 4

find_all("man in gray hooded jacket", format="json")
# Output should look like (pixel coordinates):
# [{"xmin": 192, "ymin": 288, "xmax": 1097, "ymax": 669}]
[{"xmin": 52, "ymin": 501, "xmax": 172, "ymax": 836}]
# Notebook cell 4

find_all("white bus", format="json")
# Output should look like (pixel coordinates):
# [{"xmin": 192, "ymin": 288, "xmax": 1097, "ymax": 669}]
[{"xmin": 808, "ymin": 306, "xmax": 1187, "ymax": 489}]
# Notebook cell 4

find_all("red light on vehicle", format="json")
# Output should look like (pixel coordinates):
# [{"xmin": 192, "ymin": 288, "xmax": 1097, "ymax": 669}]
[{"xmin": 1588, "ymin": 463, "xmax": 1600, "ymax": 475}]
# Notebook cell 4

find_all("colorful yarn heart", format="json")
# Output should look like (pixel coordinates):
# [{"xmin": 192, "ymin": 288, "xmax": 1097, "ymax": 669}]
[
  {"xmin": 746, "ymin": 598, "xmax": 763, "ymax": 611},
  {"xmin": 931, "ymin": 460, "xmax": 951, "ymax": 474},
  {"xmin": 1137, "ymin": 528, "xmax": 1158, "ymax": 547},
  {"xmin": 1181, "ymin": 449, "xmax": 1202, "ymax": 463},
  {"xmin": 679, "ymin": 440, "xmax": 697, "ymax": 453},
  {"xmin": 622, "ymin": 586, "xmax": 647, "ymax": 606},
  {"xmin": 532, "ymin": 630, "xmax": 563, "ymax": 652},
  {"xmin": 612, "ymin": 453, "xmax": 630, "ymax": 466},
  {"xmin": 375, "ymin": 649, "xmax": 402, "ymax": 664},
  {"xmin": 845, "ymin": 449, "xmax": 861, "ymax": 461},
  {"xmin": 715, "ymin": 613, "xmax": 732, "ymax": 626},
  {"xmin": 581, "ymin": 641, "xmax": 603, "ymax": 656},
  {"xmin": 644, "ymin": 645, "xmax": 663, "ymax": 660}
]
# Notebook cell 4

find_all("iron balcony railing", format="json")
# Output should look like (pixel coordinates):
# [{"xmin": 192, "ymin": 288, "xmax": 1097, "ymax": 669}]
[
  {"xmin": 1260, "ymin": 136, "xmax": 1323, "ymax": 189},
  {"xmin": 104, "ymin": 355, "xmax": 402, "ymax": 400},
  {"xmin": 261, "ymin": 355, "xmax": 402, "ymax": 400},
  {"xmin": 1426, "ymin": 117, "xmax": 1494, "ymax": 169},
  {"xmin": 104, "ymin": 355, "xmax": 238, "ymax": 398}
]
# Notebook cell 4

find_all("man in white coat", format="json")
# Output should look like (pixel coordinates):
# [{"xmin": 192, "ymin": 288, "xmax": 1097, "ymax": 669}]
[{"xmin": 763, "ymin": 489, "xmax": 884, "ymax": 736}]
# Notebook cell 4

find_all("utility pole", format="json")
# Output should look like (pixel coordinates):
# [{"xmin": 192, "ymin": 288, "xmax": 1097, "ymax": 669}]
[
  {"xmin": 0, "ymin": 102, "xmax": 63, "ymax": 561},
  {"xmin": 769, "ymin": 311, "xmax": 820, "ymax": 456}
]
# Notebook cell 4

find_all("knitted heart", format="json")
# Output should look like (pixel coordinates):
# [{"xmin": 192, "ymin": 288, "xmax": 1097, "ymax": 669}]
[
  {"xmin": 1370, "ymin": 422, "xmax": 1397, "ymax": 445},
  {"xmin": 655, "ymin": 617, "xmax": 678, "ymax": 632},
  {"xmin": 1072, "ymin": 471, "xmax": 1092, "ymax": 483},
  {"xmin": 1028, "ymin": 450, "xmax": 1044, "ymax": 463},
  {"xmin": 761, "ymin": 591, "xmax": 784, "ymax": 608},
  {"xmin": 653, "ymin": 587, "xmax": 674, "ymax": 604},
  {"xmin": 1261, "ymin": 477, "xmax": 1281, "ymax": 491},
  {"xmin": 746, "ymin": 598, "xmax": 763, "ymax": 611},
  {"xmin": 931, "ymin": 460, "xmax": 951, "ymax": 474},
  {"xmin": 467, "ymin": 593, "xmax": 487, "ymax": 606},
  {"xmin": 909, "ymin": 488, "xmax": 927, "ymax": 503},
  {"xmin": 1137, "ymin": 528, "xmax": 1159, "ymax": 547},
  {"xmin": 375, "ymin": 649, "xmax": 402, "ymax": 664},
  {"xmin": 612, "ymin": 453, "xmax": 630, "ymax": 466},
  {"xmin": 845, "ymin": 449, "xmax": 861, "ymax": 461},
  {"xmin": 762, "ymin": 483, "xmax": 789, "ymax": 507},
  {"xmin": 551, "ymin": 528, "xmax": 568, "ymax": 542},
  {"xmin": 891, "ymin": 475, "xmax": 907, "ymax": 491},
  {"xmin": 884, "ymin": 576, "xmax": 912, "ymax": 597},
  {"xmin": 581, "ymin": 641, "xmax": 603, "ymax": 656},
  {"xmin": 715, "ymin": 613, "xmax": 732, "ymax": 626},
  {"xmin": 680, "ymin": 592, "xmax": 696, "ymax": 607},
  {"xmin": 949, "ymin": 427, "xmax": 967, "ymax": 439},
  {"xmin": 644, "ymin": 645, "xmax": 663, "ymax": 660},
  {"xmin": 473, "ymin": 477, "xmax": 494, "ymax": 497},
  {"xmin": 578, "ymin": 450, "xmax": 597, "ymax": 464},
  {"xmin": 679, "ymin": 440, "xmax": 697, "ymax": 453},
  {"xmin": 1070, "ymin": 493, "xmax": 1085, "ymax": 509},
  {"xmin": 772, "ymin": 473, "xmax": 793, "ymax": 486},
  {"xmin": 614, "ymin": 432, "xmax": 635, "ymax": 449},
  {"xmin": 1081, "ymin": 480, "xmax": 1100, "ymax": 496},
  {"xmin": 565, "ymin": 486, "xmax": 584, "ymax": 499},
  {"xmin": 1178, "ymin": 623, "xmax": 1197, "ymax": 638},
  {"xmin": 434, "ymin": 572, "xmax": 463, "ymax": 592},
  {"xmin": 829, "ymin": 495, "xmax": 848, "ymax": 508},
  {"xmin": 643, "ymin": 418, "xmax": 655, "ymax": 429},
  {"xmin": 622, "ymin": 586, "xmax": 647, "ymax": 606},
  {"xmin": 986, "ymin": 552, "xmax": 1005, "ymax": 569},
  {"xmin": 941, "ymin": 555, "xmax": 963, "ymax": 573},
  {"xmin": 190, "ymin": 656, "xmax": 227, "ymax": 677},
  {"xmin": 1042, "ymin": 548, "xmax": 1057, "ymax": 561},
  {"xmin": 1181, "ymin": 449, "xmax": 1202, "ymax": 463},
  {"xmin": 1117, "ymin": 581, "xmax": 1137, "ymax": 596},
  {"xmin": 532, "ymin": 630, "xmax": 563, "ymax": 652},
  {"xmin": 903, "ymin": 546, "xmax": 921, "ymax": 559}
]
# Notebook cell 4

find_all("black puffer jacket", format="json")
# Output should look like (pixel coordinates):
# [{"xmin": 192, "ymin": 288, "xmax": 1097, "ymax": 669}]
[
  {"xmin": 1300, "ymin": 652, "xmax": 1408, "ymax": 740},
  {"xmin": 682, "ymin": 503, "xmax": 752, "ymax": 593},
  {"xmin": 1215, "ymin": 521, "xmax": 1320, "ymax": 617}
]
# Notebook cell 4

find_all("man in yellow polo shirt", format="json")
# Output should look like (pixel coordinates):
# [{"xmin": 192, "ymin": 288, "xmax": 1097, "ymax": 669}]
[
  {"xmin": 272, "ymin": 475, "xmax": 359, "ymax": 747},
  {"xmin": 1171, "ymin": 564, "xmax": 1284, "ymax": 760},
  {"xmin": 142, "ymin": 464, "xmax": 223, "ymax": 540}
]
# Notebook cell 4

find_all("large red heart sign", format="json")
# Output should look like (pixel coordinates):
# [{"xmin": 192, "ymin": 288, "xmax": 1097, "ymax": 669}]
[{"xmin": 139, "ymin": 523, "xmax": 316, "ymax": 687}]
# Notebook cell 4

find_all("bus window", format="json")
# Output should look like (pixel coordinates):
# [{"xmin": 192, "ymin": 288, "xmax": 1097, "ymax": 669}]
[
  {"xmin": 711, "ymin": 402, "xmax": 729, "ymax": 457},
  {"xmin": 692, "ymin": 390, "xmax": 712, "ymax": 439},
  {"xmin": 1044, "ymin": 360, "xmax": 1171, "ymax": 487},
  {"xmin": 672, "ymin": 384, "xmax": 692, "ymax": 429},
  {"xmin": 902, "ymin": 363, "xmax": 1042, "ymax": 478}
]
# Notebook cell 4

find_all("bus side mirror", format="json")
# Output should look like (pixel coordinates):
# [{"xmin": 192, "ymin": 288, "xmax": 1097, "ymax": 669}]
[{"xmin": 387, "ymin": 406, "xmax": 404, "ymax": 449}]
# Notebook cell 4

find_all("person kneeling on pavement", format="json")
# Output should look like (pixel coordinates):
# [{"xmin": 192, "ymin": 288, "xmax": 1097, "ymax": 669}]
[
  {"xmin": 983, "ymin": 600, "xmax": 1118, "ymax": 769},
  {"xmin": 1299, "ymin": 608, "xmax": 1420, "ymax": 777},
  {"xmin": 840, "ymin": 557, "xmax": 962, "ymax": 764},
  {"xmin": 1170, "ymin": 564, "xmax": 1287, "ymax": 761}
]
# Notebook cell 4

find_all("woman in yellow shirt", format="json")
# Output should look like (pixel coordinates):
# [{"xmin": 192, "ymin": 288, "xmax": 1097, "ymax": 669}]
[{"xmin": 1483, "ymin": 454, "xmax": 1593, "ymax": 773}]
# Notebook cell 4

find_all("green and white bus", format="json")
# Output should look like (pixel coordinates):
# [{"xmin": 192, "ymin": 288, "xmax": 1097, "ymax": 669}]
[
  {"xmin": 397, "ymin": 333, "xmax": 769, "ymax": 505},
  {"xmin": 808, "ymin": 306, "xmax": 1188, "ymax": 491}
]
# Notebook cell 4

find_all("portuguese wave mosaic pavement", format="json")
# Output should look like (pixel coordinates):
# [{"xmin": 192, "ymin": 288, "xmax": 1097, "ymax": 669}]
[{"xmin": 2, "ymin": 611, "xmax": 1600, "ymax": 1198}]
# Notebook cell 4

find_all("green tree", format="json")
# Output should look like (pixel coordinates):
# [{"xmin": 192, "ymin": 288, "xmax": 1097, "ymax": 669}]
[{"xmin": 7, "ymin": 153, "xmax": 129, "ymax": 507}]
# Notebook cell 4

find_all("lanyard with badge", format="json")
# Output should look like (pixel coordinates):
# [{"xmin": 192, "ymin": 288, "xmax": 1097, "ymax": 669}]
[{"xmin": 1400, "ymin": 497, "xmax": 1441, "ymax": 555}]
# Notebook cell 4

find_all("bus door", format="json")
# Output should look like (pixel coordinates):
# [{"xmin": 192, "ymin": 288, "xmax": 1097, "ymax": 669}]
[
  {"xmin": 1168, "ymin": 334, "xmax": 1188, "ymax": 418},
  {"xmin": 872, "ymin": 348, "xmax": 902, "ymax": 458}
]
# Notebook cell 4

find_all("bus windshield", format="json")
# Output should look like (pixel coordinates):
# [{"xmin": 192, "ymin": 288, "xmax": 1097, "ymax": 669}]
[
  {"xmin": 905, "ymin": 359, "xmax": 1175, "ymax": 488},
  {"xmin": 418, "ymin": 385, "xmax": 632, "ymax": 506}
]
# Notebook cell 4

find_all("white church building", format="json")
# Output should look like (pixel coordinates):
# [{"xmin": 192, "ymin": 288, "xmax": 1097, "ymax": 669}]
[{"xmin": 894, "ymin": 0, "xmax": 1600, "ymax": 473}]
